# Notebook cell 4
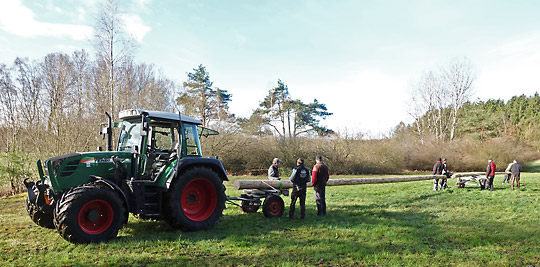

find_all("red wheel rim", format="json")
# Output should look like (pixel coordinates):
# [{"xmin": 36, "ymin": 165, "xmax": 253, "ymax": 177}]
[
  {"xmin": 181, "ymin": 178, "xmax": 217, "ymax": 222},
  {"xmin": 268, "ymin": 200, "xmax": 282, "ymax": 216},
  {"xmin": 78, "ymin": 200, "xmax": 114, "ymax": 235}
]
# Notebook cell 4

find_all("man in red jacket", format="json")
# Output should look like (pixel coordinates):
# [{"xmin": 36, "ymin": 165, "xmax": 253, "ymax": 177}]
[
  {"xmin": 312, "ymin": 155, "xmax": 330, "ymax": 216},
  {"xmin": 485, "ymin": 158, "xmax": 496, "ymax": 191}
]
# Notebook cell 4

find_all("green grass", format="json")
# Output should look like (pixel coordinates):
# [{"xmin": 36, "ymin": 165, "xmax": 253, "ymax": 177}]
[{"xmin": 1, "ymin": 173, "xmax": 540, "ymax": 266}]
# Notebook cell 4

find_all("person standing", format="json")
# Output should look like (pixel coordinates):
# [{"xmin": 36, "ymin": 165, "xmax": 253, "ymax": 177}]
[
  {"xmin": 485, "ymin": 158, "xmax": 496, "ymax": 191},
  {"xmin": 510, "ymin": 160, "xmax": 522, "ymax": 190},
  {"xmin": 440, "ymin": 158, "xmax": 449, "ymax": 190},
  {"xmin": 503, "ymin": 161, "xmax": 514, "ymax": 184},
  {"xmin": 288, "ymin": 158, "xmax": 310, "ymax": 219},
  {"xmin": 268, "ymin": 158, "xmax": 282, "ymax": 180},
  {"xmin": 433, "ymin": 158, "xmax": 444, "ymax": 191},
  {"xmin": 312, "ymin": 155, "xmax": 330, "ymax": 216}
]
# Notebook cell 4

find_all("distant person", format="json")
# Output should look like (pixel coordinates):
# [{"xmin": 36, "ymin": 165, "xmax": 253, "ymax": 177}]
[
  {"xmin": 485, "ymin": 158, "xmax": 496, "ymax": 191},
  {"xmin": 312, "ymin": 155, "xmax": 330, "ymax": 216},
  {"xmin": 503, "ymin": 161, "xmax": 514, "ymax": 184},
  {"xmin": 268, "ymin": 158, "xmax": 282, "ymax": 180},
  {"xmin": 433, "ymin": 158, "xmax": 444, "ymax": 191},
  {"xmin": 510, "ymin": 160, "xmax": 522, "ymax": 190},
  {"xmin": 288, "ymin": 158, "xmax": 310, "ymax": 219},
  {"xmin": 440, "ymin": 158, "xmax": 449, "ymax": 190}
]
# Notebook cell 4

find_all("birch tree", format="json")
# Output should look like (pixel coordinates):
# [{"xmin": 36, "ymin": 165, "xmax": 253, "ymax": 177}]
[
  {"xmin": 92, "ymin": 0, "xmax": 137, "ymax": 120},
  {"xmin": 442, "ymin": 57, "xmax": 475, "ymax": 140}
]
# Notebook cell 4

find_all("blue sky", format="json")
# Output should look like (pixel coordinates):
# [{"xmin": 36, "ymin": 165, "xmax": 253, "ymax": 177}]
[{"xmin": 1, "ymin": 0, "xmax": 540, "ymax": 136}]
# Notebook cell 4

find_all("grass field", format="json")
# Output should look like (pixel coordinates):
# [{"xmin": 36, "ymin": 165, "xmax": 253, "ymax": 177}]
[{"xmin": 1, "ymin": 171, "xmax": 539, "ymax": 266}]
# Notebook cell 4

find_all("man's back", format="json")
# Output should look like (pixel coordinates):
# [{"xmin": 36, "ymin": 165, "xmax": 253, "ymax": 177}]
[
  {"xmin": 312, "ymin": 162, "xmax": 329, "ymax": 186},
  {"xmin": 510, "ymin": 163, "xmax": 522, "ymax": 175}
]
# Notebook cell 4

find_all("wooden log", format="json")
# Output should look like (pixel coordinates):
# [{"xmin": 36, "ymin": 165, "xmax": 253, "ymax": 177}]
[
  {"xmin": 234, "ymin": 180, "xmax": 293, "ymax": 190},
  {"xmin": 233, "ymin": 172, "xmax": 507, "ymax": 190},
  {"xmin": 452, "ymin": 172, "xmax": 505, "ymax": 178}
]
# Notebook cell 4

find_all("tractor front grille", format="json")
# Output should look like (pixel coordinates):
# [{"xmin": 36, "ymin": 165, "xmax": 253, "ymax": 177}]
[{"xmin": 59, "ymin": 159, "xmax": 81, "ymax": 177}]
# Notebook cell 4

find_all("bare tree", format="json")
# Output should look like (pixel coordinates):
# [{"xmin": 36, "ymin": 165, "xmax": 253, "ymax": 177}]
[
  {"xmin": 92, "ymin": 0, "xmax": 137, "ymax": 120},
  {"xmin": 0, "ymin": 63, "xmax": 18, "ymax": 151},
  {"xmin": 442, "ymin": 58, "xmax": 475, "ymax": 140},
  {"xmin": 408, "ymin": 71, "xmax": 449, "ymax": 141},
  {"xmin": 408, "ymin": 58, "xmax": 475, "ymax": 141},
  {"xmin": 40, "ymin": 53, "xmax": 75, "ymax": 152}
]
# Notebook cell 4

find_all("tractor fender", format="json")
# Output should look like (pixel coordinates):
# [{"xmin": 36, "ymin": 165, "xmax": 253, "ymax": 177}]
[
  {"xmin": 88, "ymin": 175, "xmax": 130, "ymax": 225},
  {"xmin": 166, "ymin": 157, "xmax": 228, "ymax": 189}
]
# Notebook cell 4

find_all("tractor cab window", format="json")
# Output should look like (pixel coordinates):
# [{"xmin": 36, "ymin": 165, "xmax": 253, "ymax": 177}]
[
  {"xmin": 183, "ymin": 123, "xmax": 201, "ymax": 156},
  {"xmin": 149, "ymin": 123, "xmax": 178, "ymax": 153},
  {"xmin": 118, "ymin": 120, "xmax": 142, "ymax": 152}
]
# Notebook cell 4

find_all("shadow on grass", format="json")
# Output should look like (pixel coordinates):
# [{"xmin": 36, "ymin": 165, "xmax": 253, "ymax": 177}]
[
  {"xmin": 116, "ymin": 192, "xmax": 445, "ymax": 262},
  {"xmin": 524, "ymin": 160, "xmax": 540, "ymax": 173}
]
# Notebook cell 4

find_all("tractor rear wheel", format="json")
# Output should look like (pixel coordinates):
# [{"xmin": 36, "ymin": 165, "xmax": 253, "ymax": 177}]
[
  {"xmin": 164, "ymin": 167, "xmax": 225, "ymax": 231},
  {"xmin": 53, "ymin": 183, "xmax": 126, "ymax": 243},
  {"xmin": 262, "ymin": 195, "xmax": 284, "ymax": 218}
]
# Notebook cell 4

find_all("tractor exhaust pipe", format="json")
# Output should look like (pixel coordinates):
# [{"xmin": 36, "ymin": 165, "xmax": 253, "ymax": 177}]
[{"xmin": 105, "ymin": 112, "xmax": 113, "ymax": 151}]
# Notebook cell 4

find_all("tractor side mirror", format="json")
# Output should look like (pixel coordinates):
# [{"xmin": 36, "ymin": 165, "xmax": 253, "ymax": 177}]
[{"xmin": 99, "ymin": 124, "xmax": 108, "ymax": 138}]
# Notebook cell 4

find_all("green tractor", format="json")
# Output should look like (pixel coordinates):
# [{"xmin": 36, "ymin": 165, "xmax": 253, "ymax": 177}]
[{"xmin": 23, "ymin": 109, "xmax": 228, "ymax": 243}]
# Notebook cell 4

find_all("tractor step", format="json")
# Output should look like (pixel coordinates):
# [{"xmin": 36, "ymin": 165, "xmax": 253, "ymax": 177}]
[{"xmin": 125, "ymin": 180, "xmax": 164, "ymax": 216}]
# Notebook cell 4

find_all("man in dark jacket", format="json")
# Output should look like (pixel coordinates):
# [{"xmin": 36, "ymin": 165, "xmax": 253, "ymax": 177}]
[
  {"xmin": 485, "ymin": 158, "xmax": 496, "ymax": 191},
  {"xmin": 312, "ymin": 155, "xmax": 330, "ymax": 216},
  {"xmin": 440, "ymin": 158, "xmax": 449, "ymax": 190},
  {"xmin": 433, "ymin": 158, "xmax": 444, "ymax": 191},
  {"xmin": 288, "ymin": 158, "xmax": 310, "ymax": 219},
  {"xmin": 510, "ymin": 159, "xmax": 522, "ymax": 190}
]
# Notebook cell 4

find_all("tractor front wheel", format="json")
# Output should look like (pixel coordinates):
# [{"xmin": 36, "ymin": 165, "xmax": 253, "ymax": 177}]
[
  {"xmin": 164, "ymin": 168, "xmax": 225, "ymax": 231},
  {"xmin": 53, "ymin": 183, "xmax": 126, "ymax": 243},
  {"xmin": 25, "ymin": 182, "xmax": 54, "ymax": 229},
  {"xmin": 262, "ymin": 195, "xmax": 284, "ymax": 218}
]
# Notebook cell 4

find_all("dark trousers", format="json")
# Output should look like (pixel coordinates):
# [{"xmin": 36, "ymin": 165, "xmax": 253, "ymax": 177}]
[
  {"xmin": 502, "ymin": 174, "xmax": 511, "ymax": 184},
  {"xmin": 289, "ymin": 189, "xmax": 306, "ymax": 218},
  {"xmin": 487, "ymin": 175, "xmax": 495, "ymax": 191},
  {"xmin": 313, "ymin": 186, "xmax": 326, "ymax": 215},
  {"xmin": 440, "ymin": 179, "xmax": 447, "ymax": 189}
]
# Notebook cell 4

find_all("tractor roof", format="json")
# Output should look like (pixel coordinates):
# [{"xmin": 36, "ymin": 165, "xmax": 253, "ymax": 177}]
[{"xmin": 119, "ymin": 109, "xmax": 202, "ymax": 125}]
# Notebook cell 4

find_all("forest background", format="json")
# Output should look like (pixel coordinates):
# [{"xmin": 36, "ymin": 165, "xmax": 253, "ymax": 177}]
[{"xmin": 1, "ymin": 1, "xmax": 539, "ymax": 197}]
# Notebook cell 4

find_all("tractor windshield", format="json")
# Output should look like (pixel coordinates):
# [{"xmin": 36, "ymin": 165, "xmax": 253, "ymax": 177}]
[{"xmin": 118, "ymin": 120, "xmax": 142, "ymax": 152}]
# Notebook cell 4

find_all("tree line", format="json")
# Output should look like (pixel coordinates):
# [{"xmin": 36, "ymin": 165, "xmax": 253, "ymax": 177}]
[{"xmin": 1, "ymin": 0, "xmax": 539, "ymax": 197}]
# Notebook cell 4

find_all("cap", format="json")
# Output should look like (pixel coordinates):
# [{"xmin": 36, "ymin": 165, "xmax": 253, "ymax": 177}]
[{"xmin": 273, "ymin": 158, "xmax": 282, "ymax": 163}]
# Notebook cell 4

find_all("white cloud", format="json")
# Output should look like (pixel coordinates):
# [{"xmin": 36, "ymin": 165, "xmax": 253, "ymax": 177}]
[
  {"xmin": 476, "ymin": 33, "xmax": 540, "ymax": 100},
  {"xmin": 121, "ymin": 14, "xmax": 151, "ymax": 43},
  {"xmin": 231, "ymin": 29, "xmax": 248, "ymax": 46},
  {"xmin": 294, "ymin": 69, "xmax": 409, "ymax": 136},
  {"xmin": 134, "ymin": 0, "xmax": 152, "ymax": 8},
  {"xmin": 0, "ymin": 0, "xmax": 92, "ymax": 40}
]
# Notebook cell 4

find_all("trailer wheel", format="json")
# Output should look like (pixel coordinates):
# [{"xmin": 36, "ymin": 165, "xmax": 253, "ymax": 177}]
[
  {"xmin": 262, "ymin": 195, "xmax": 284, "ymax": 218},
  {"xmin": 165, "ymin": 167, "xmax": 225, "ymax": 231},
  {"xmin": 241, "ymin": 199, "xmax": 260, "ymax": 213},
  {"xmin": 53, "ymin": 183, "xmax": 126, "ymax": 243}
]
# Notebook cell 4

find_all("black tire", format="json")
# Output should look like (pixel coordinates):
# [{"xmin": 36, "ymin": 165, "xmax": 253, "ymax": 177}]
[
  {"xmin": 262, "ymin": 195, "xmax": 284, "ymax": 218},
  {"xmin": 26, "ymin": 194, "xmax": 54, "ymax": 229},
  {"xmin": 53, "ymin": 183, "xmax": 126, "ymax": 243},
  {"xmin": 241, "ymin": 199, "xmax": 260, "ymax": 213},
  {"xmin": 164, "ymin": 167, "xmax": 225, "ymax": 231}
]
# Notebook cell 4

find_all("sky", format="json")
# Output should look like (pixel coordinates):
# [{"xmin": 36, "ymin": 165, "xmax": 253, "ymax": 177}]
[{"xmin": 1, "ymin": 0, "xmax": 540, "ymax": 137}]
